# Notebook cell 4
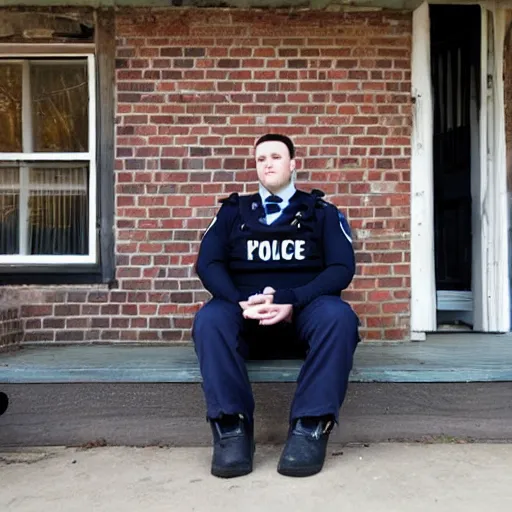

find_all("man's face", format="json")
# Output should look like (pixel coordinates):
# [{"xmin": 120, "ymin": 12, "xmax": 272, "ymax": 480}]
[{"xmin": 255, "ymin": 140, "xmax": 295, "ymax": 194}]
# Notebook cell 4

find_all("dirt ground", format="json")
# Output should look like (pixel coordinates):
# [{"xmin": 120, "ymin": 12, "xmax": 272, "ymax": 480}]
[{"xmin": 1, "ymin": 443, "xmax": 511, "ymax": 511}]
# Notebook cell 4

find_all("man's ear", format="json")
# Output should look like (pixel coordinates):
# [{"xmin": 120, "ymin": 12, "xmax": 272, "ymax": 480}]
[{"xmin": 290, "ymin": 159, "xmax": 296, "ymax": 172}]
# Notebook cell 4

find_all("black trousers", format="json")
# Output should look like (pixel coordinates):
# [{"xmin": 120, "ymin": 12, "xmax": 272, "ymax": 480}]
[{"xmin": 192, "ymin": 295, "xmax": 360, "ymax": 423}]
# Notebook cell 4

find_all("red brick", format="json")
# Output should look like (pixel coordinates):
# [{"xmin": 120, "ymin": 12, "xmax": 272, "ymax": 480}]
[
  {"xmin": 367, "ymin": 316, "xmax": 397, "ymax": 328},
  {"xmin": 383, "ymin": 302, "xmax": 409, "ymax": 314}
]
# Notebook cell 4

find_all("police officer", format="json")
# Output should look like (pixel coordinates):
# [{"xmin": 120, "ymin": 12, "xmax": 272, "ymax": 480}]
[{"xmin": 193, "ymin": 134, "xmax": 359, "ymax": 478}]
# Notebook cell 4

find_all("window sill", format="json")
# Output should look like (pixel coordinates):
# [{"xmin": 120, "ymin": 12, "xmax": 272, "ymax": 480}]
[{"xmin": 0, "ymin": 265, "xmax": 114, "ymax": 286}]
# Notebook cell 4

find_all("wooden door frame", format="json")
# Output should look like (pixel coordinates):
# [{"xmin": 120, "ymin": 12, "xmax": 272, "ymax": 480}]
[{"xmin": 410, "ymin": 1, "xmax": 510, "ymax": 338}]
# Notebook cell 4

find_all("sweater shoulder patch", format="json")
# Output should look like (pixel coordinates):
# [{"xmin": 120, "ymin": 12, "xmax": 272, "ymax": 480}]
[
  {"xmin": 337, "ymin": 210, "xmax": 352, "ymax": 243},
  {"xmin": 219, "ymin": 192, "xmax": 240, "ymax": 205}
]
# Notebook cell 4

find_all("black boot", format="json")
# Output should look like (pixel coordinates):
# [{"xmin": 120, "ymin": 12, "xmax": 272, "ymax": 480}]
[
  {"xmin": 209, "ymin": 414, "xmax": 254, "ymax": 478},
  {"xmin": 277, "ymin": 416, "xmax": 334, "ymax": 477}
]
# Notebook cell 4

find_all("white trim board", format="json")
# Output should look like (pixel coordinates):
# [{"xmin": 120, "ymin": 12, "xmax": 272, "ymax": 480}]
[
  {"xmin": 484, "ymin": 6, "xmax": 510, "ymax": 331},
  {"xmin": 411, "ymin": 2, "xmax": 437, "ymax": 333}
]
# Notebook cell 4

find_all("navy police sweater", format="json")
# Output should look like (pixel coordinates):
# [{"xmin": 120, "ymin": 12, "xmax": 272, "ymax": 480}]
[{"xmin": 195, "ymin": 189, "xmax": 355, "ymax": 308}]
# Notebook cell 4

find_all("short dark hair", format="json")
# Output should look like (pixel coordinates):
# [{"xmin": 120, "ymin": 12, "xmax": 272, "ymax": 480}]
[{"xmin": 255, "ymin": 133, "xmax": 295, "ymax": 159}]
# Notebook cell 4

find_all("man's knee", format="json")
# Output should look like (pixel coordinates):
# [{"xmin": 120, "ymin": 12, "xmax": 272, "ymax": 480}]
[
  {"xmin": 308, "ymin": 296, "xmax": 359, "ymax": 333},
  {"xmin": 193, "ymin": 299, "xmax": 243, "ymax": 340},
  {"xmin": 313, "ymin": 296, "xmax": 357, "ymax": 320}
]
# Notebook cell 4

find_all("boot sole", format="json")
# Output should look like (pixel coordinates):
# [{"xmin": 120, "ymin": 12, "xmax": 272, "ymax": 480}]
[
  {"xmin": 211, "ymin": 464, "xmax": 253, "ymax": 478},
  {"xmin": 277, "ymin": 463, "xmax": 323, "ymax": 477}
]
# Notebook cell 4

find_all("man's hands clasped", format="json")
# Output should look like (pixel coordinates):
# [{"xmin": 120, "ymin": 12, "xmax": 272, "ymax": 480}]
[{"xmin": 239, "ymin": 286, "xmax": 293, "ymax": 326}]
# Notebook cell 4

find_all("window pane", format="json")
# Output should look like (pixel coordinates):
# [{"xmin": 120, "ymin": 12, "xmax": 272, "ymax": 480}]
[
  {"xmin": 31, "ymin": 61, "xmax": 88, "ymax": 152},
  {"xmin": 0, "ymin": 64, "xmax": 22, "ymax": 152},
  {"xmin": 0, "ymin": 167, "xmax": 20, "ymax": 254},
  {"xmin": 29, "ymin": 164, "xmax": 89, "ymax": 255}
]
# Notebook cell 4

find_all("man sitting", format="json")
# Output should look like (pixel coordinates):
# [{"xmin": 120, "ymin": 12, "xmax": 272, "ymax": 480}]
[{"xmin": 193, "ymin": 134, "xmax": 359, "ymax": 478}]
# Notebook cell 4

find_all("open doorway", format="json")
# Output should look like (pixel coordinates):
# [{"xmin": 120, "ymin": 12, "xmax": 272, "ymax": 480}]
[{"xmin": 430, "ymin": 4, "xmax": 481, "ymax": 330}]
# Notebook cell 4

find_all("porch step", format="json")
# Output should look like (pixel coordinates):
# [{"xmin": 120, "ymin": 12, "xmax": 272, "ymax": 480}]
[
  {"xmin": 1, "ymin": 334, "xmax": 511, "ymax": 447},
  {"xmin": 1, "ymin": 333, "xmax": 512, "ymax": 384}
]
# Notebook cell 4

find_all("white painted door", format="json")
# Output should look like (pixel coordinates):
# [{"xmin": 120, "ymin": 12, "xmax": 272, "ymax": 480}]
[{"xmin": 475, "ymin": 6, "xmax": 510, "ymax": 332}]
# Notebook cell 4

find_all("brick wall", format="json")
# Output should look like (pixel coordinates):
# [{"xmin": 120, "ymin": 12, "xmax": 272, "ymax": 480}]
[
  {"xmin": 0, "ymin": 289, "xmax": 23, "ymax": 351},
  {"xmin": 0, "ymin": 308, "xmax": 23, "ymax": 351},
  {"xmin": 19, "ymin": 8, "xmax": 412, "ymax": 344}
]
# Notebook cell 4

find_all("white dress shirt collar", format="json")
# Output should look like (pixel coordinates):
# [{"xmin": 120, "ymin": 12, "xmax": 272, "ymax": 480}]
[{"xmin": 258, "ymin": 181, "xmax": 296, "ymax": 204}]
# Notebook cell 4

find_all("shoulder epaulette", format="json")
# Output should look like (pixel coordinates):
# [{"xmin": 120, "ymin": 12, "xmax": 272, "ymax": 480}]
[
  {"xmin": 310, "ymin": 188, "xmax": 328, "ymax": 207},
  {"xmin": 311, "ymin": 188, "xmax": 325, "ymax": 199},
  {"xmin": 219, "ymin": 192, "xmax": 240, "ymax": 205}
]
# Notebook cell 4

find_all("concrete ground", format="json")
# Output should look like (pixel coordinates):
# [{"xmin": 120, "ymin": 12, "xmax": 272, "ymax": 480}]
[{"xmin": 1, "ymin": 443, "xmax": 511, "ymax": 511}]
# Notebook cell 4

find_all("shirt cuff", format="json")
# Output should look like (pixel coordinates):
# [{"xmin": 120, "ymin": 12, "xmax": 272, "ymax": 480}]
[
  {"xmin": 237, "ymin": 291, "xmax": 249, "ymax": 302},
  {"xmin": 273, "ymin": 289, "xmax": 297, "ymax": 306}
]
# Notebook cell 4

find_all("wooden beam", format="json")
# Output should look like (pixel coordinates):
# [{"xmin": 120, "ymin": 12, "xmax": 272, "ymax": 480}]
[
  {"xmin": 0, "ymin": 45, "xmax": 94, "ymax": 54},
  {"xmin": 95, "ymin": 8, "xmax": 116, "ymax": 284},
  {"xmin": 1, "ymin": 382, "xmax": 511, "ymax": 446},
  {"xmin": 488, "ymin": 7, "xmax": 510, "ymax": 331},
  {"xmin": 0, "ymin": 0, "xmax": 420, "ymax": 11}
]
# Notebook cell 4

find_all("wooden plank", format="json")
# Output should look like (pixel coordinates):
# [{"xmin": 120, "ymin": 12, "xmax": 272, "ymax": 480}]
[
  {"xmin": 0, "ymin": 382, "xmax": 511, "ymax": 446},
  {"xmin": 0, "ymin": 45, "xmax": 94, "ymax": 55},
  {"xmin": 1, "ymin": 334, "xmax": 512, "ymax": 384},
  {"xmin": 95, "ymin": 8, "xmax": 116, "ymax": 284},
  {"xmin": 410, "ymin": 1, "xmax": 436, "ymax": 333},
  {"xmin": 0, "ymin": 0, "xmax": 420, "ymax": 10},
  {"xmin": 489, "ymin": 7, "xmax": 510, "ymax": 331}
]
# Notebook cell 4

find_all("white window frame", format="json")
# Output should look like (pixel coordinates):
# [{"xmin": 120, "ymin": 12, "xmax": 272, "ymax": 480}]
[{"xmin": 0, "ymin": 53, "xmax": 97, "ymax": 265}]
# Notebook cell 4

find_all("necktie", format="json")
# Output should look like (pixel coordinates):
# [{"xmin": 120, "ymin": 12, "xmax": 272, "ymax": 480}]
[{"xmin": 265, "ymin": 195, "xmax": 282, "ymax": 215}]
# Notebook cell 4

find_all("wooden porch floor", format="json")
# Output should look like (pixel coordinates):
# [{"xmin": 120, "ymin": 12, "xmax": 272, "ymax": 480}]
[{"xmin": 1, "ymin": 333, "xmax": 511, "ymax": 384}]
